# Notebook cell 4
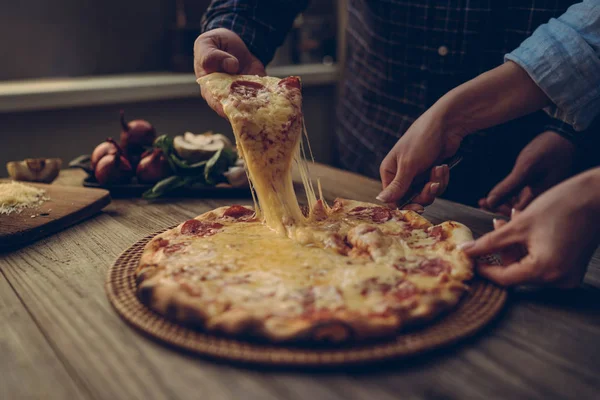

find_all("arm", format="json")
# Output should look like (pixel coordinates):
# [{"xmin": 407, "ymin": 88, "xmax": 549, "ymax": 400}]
[
  {"xmin": 506, "ymin": 0, "xmax": 600, "ymax": 132},
  {"xmin": 379, "ymin": 1, "xmax": 600, "ymax": 203},
  {"xmin": 201, "ymin": 0, "xmax": 310, "ymax": 66}
]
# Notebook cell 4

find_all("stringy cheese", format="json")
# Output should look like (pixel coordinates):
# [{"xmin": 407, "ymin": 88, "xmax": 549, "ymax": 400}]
[
  {"xmin": 0, "ymin": 181, "xmax": 48, "ymax": 215},
  {"xmin": 198, "ymin": 73, "xmax": 321, "ymax": 236}
]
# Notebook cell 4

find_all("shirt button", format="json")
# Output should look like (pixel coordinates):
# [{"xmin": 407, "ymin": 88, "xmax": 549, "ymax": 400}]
[{"xmin": 438, "ymin": 46, "xmax": 449, "ymax": 57}]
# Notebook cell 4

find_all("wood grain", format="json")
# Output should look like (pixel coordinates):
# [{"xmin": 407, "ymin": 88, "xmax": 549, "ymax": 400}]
[
  {"xmin": 0, "ymin": 180, "xmax": 111, "ymax": 250},
  {"xmin": 0, "ymin": 274, "xmax": 88, "ymax": 400},
  {"xmin": 0, "ymin": 166, "xmax": 599, "ymax": 400}
]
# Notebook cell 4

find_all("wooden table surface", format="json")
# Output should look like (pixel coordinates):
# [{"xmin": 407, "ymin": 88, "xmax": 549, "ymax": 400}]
[{"xmin": 2, "ymin": 164, "xmax": 599, "ymax": 400}]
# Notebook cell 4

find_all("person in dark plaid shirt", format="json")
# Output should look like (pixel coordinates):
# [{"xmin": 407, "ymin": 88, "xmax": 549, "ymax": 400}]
[{"xmin": 195, "ymin": 0, "xmax": 586, "ymax": 212}]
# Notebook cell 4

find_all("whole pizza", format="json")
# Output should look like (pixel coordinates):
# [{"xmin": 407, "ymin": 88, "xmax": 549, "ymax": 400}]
[{"xmin": 135, "ymin": 73, "xmax": 474, "ymax": 343}]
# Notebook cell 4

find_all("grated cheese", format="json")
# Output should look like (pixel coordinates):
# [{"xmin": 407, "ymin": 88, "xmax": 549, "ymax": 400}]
[{"xmin": 0, "ymin": 181, "xmax": 48, "ymax": 215}]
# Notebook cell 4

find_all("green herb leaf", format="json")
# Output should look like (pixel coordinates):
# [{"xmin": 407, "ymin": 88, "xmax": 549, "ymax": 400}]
[
  {"xmin": 142, "ymin": 175, "xmax": 186, "ymax": 200},
  {"xmin": 204, "ymin": 147, "xmax": 237, "ymax": 185},
  {"xmin": 153, "ymin": 135, "xmax": 177, "ymax": 172}
]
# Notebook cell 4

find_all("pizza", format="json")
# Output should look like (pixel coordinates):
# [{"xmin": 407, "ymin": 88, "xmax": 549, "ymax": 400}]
[{"xmin": 135, "ymin": 73, "xmax": 474, "ymax": 343}]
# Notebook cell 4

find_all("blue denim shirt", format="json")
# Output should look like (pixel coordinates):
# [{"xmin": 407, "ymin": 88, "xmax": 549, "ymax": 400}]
[{"xmin": 506, "ymin": 0, "xmax": 600, "ymax": 131}]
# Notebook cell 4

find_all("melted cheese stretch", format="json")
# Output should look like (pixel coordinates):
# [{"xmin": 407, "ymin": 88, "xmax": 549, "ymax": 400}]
[{"xmin": 198, "ymin": 73, "xmax": 320, "ymax": 235}]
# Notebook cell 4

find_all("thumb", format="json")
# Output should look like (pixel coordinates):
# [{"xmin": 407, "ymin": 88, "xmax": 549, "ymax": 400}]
[
  {"xmin": 376, "ymin": 163, "xmax": 415, "ymax": 203},
  {"xmin": 486, "ymin": 166, "xmax": 532, "ymax": 209},
  {"xmin": 459, "ymin": 220, "xmax": 524, "ymax": 258},
  {"xmin": 200, "ymin": 48, "xmax": 239, "ymax": 75}
]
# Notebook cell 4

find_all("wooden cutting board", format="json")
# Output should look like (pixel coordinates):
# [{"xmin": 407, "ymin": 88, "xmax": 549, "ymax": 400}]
[{"xmin": 0, "ymin": 181, "xmax": 111, "ymax": 251}]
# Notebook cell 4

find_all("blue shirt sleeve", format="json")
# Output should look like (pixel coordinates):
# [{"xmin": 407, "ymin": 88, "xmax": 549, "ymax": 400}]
[
  {"xmin": 201, "ymin": 0, "xmax": 309, "ymax": 66},
  {"xmin": 505, "ymin": 0, "xmax": 600, "ymax": 131}
]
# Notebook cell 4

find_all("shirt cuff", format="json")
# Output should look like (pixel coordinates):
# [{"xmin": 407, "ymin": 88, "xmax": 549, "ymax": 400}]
[
  {"xmin": 202, "ymin": 13, "xmax": 276, "ymax": 66},
  {"xmin": 543, "ymin": 118, "xmax": 579, "ymax": 143},
  {"xmin": 505, "ymin": 17, "xmax": 600, "ymax": 131}
]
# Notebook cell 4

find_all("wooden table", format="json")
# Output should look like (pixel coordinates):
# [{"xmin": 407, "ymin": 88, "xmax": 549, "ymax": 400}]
[{"xmin": 2, "ymin": 164, "xmax": 599, "ymax": 400}]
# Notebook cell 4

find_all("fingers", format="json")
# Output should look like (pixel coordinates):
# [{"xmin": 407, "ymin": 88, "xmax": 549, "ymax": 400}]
[
  {"xmin": 409, "ymin": 165, "xmax": 449, "ymax": 206},
  {"xmin": 459, "ymin": 219, "xmax": 524, "ymax": 258},
  {"xmin": 376, "ymin": 172, "xmax": 413, "ymax": 204},
  {"xmin": 196, "ymin": 47, "xmax": 240, "ymax": 78},
  {"xmin": 194, "ymin": 32, "xmax": 240, "ymax": 78},
  {"xmin": 400, "ymin": 203, "xmax": 425, "ymax": 213},
  {"xmin": 379, "ymin": 154, "xmax": 397, "ymax": 189},
  {"xmin": 486, "ymin": 168, "xmax": 530, "ymax": 209},
  {"xmin": 477, "ymin": 254, "xmax": 540, "ymax": 287},
  {"xmin": 513, "ymin": 186, "xmax": 535, "ymax": 210}
]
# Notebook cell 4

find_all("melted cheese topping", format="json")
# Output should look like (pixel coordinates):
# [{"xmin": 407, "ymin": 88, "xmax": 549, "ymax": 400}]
[
  {"xmin": 0, "ymin": 181, "xmax": 48, "ymax": 215},
  {"xmin": 198, "ymin": 73, "xmax": 310, "ymax": 235},
  {"xmin": 149, "ymin": 206, "xmax": 472, "ymax": 321}
]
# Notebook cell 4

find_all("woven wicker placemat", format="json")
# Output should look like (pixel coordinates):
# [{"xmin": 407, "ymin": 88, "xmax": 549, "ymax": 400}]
[{"xmin": 106, "ymin": 229, "xmax": 507, "ymax": 367}]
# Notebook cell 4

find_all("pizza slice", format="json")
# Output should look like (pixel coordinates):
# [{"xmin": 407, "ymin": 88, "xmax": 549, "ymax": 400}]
[{"xmin": 197, "ymin": 73, "xmax": 307, "ymax": 235}]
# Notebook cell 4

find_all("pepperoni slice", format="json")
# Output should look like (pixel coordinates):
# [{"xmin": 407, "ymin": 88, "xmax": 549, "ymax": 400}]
[
  {"xmin": 348, "ymin": 206, "xmax": 392, "ymax": 223},
  {"xmin": 418, "ymin": 259, "xmax": 451, "ymax": 276},
  {"xmin": 326, "ymin": 233, "xmax": 351, "ymax": 255},
  {"xmin": 372, "ymin": 207, "xmax": 393, "ymax": 223},
  {"xmin": 278, "ymin": 76, "xmax": 301, "ymax": 90},
  {"xmin": 429, "ymin": 225, "xmax": 447, "ymax": 240},
  {"xmin": 180, "ymin": 219, "xmax": 224, "ymax": 237},
  {"xmin": 164, "ymin": 243, "xmax": 186, "ymax": 254},
  {"xmin": 396, "ymin": 259, "xmax": 451, "ymax": 276},
  {"xmin": 230, "ymin": 80, "xmax": 265, "ymax": 97},
  {"xmin": 223, "ymin": 205, "xmax": 254, "ymax": 220},
  {"xmin": 391, "ymin": 281, "xmax": 418, "ymax": 301},
  {"xmin": 150, "ymin": 237, "xmax": 169, "ymax": 251}
]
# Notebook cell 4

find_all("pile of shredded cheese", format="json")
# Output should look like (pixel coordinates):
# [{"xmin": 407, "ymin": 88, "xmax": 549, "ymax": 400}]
[{"xmin": 0, "ymin": 181, "xmax": 48, "ymax": 215}]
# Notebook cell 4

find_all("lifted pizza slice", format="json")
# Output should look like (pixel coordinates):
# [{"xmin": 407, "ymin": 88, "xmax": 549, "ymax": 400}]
[{"xmin": 197, "ymin": 73, "xmax": 306, "ymax": 235}]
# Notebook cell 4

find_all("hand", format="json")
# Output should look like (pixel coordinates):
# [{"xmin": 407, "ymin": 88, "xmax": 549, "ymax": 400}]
[
  {"xmin": 378, "ymin": 105, "xmax": 464, "ymax": 205},
  {"xmin": 194, "ymin": 28, "xmax": 266, "ymax": 116},
  {"xmin": 461, "ymin": 169, "xmax": 600, "ymax": 288},
  {"xmin": 378, "ymin": 61, "xmax": 551, "ymax": 205},
  {"xmin": 386, "ymin": 165, "xmax": 450, "ymax": 213},
  {"xmin": 479, "ymin": 131, "xmax": 576, "ymax": 216}
]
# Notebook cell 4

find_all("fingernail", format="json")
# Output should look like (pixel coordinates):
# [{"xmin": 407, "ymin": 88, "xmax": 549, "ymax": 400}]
[
  {"xmin": 492, "ymin": 218, "xmax": 500, "ymax": 229},
  {"xmin": 511, "ymin": 208, "xmax": 516, "ymax": 218},
  {"xmin": 430, "ymin": 182, "xmax": 440, "ymax": 196},
  {"xmin": 223, "ymin": 58, "xmax": 238, "ymax": 73},
  {"xmin": 435, "ymin": 166, "xmax": 444, "ymax": 179},
  {"xmin": 458, "ymin": 241, "xmax": 475, "ymax": 251}
]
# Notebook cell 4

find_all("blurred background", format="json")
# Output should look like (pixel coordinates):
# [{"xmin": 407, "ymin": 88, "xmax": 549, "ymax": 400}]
[{"xmin": 0, "ymin": 0, "xmax": 345, "ymax": 172}]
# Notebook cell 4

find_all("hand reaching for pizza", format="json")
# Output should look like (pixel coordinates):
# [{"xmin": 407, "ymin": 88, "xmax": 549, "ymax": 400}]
[
  {"xmin": 460, "ymin": 168, "xmax": 600, "ymax": 288},
  {"xmin": 378, "ymin": 103, "xmax": 465, "ymax": 207},
  {"xmin": 479, "ymin": 131, "xmax": 576, "ymax": 217},
  {"xmin": 194, "ymin": 28, "xmax": 266, "ymax": 117}
]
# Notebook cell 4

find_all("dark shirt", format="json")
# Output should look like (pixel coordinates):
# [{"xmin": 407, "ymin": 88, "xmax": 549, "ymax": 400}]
[{"xmin": 202, "ymin": 0, "xmax": 579, "ymax": 205}]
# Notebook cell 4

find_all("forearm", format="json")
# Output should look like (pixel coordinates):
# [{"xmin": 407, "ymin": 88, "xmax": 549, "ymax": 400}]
[
  {"xmin": 435, "ymin": 61, "xmax": 551, "ymax": 139},
  {"xmin": 506, "ymin": 0, "xmax": 600, "ymax": 131},
  {"xmin": 577, "ymin": 167, "xmax": 600, "ymax": 218}
]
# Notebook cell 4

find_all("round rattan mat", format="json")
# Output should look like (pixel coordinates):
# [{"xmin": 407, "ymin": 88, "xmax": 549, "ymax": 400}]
[{"xmin": 106, "ymin": 228, "xmax": 507, "ymax": 367}]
